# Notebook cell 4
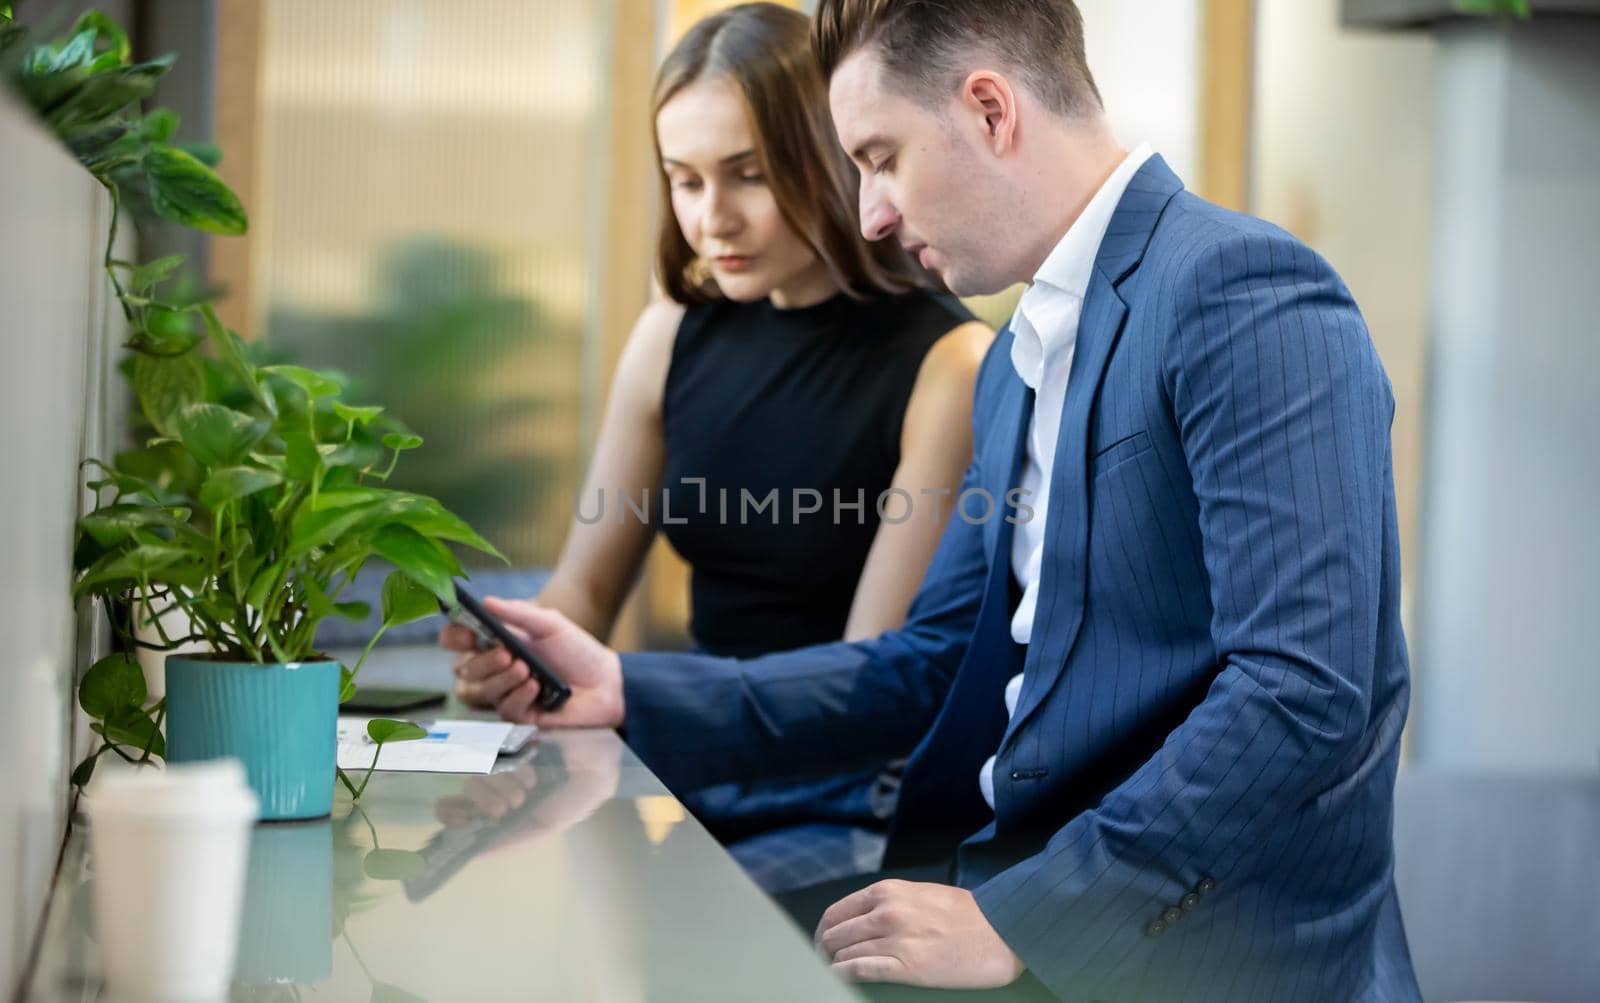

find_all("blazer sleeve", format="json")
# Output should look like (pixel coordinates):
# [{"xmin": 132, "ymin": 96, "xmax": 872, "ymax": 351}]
[
  {"xmin": 973, "ymin": 228, "xmax": 1398, "ymax": 996},
  {"xmin": 615, "ymin": 334, "xmax": 1017, "ymax": 795}
]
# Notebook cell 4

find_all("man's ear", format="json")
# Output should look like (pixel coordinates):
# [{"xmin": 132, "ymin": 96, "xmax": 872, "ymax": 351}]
[{"xmin": 961, "ymin": 71, "xmax": 1019, "ymax": 155}]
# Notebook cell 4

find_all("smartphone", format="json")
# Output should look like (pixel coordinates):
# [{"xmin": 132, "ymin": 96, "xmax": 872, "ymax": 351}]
[
  {"xmin": 442, "ymin": 581, "xmax": 572, "ymax": 711},
  {"xmin": 342, "ymin": 686, "xmax": 447, "ymax": 714}
]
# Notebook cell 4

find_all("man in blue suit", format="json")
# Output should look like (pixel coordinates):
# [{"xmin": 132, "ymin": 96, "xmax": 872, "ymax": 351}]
[{"xmin": 450, "ymin": 1, "xmax": 1421, "ymax": 999}]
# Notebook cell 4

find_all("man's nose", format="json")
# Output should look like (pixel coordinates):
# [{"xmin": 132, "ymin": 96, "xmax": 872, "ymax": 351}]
[{"xmin": 859, "ymin": 185, "xmax": 900, "ymax": 242}]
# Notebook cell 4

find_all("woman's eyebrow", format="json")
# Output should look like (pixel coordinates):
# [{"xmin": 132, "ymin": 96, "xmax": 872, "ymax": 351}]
[{"xmin": 661, "ymin": 148, "xmax": 756, "ymax": 169}]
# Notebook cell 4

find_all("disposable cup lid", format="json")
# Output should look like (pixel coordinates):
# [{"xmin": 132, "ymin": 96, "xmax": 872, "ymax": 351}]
[{"xmin": 83, "ymin": 758, "xmax": 260, "ymax": 823}]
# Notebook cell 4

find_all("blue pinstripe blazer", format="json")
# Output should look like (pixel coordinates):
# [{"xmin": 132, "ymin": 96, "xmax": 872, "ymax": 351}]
[{"xmin": 621, "ymin": 156, "xmax": 1421, "ymax": 1001}]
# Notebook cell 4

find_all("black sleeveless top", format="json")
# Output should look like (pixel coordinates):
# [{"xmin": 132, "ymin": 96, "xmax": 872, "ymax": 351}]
[{"xmin": 660, "ymin": 291, "xmax": 973, "ymax": 659}]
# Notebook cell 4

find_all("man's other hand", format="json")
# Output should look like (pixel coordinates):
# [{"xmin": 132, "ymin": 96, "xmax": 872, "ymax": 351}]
[{"xmin": 815, "ymin": 879, "xmax": 1025, "ymax": 989}]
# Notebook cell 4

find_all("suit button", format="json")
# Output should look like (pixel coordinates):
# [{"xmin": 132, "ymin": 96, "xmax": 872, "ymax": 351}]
[
  {"xmin": 1144, "ymin": 919, "xmax": 1167, "ymax": 938},
  {"xmin": 1180, "ymin": 893, "xmax": 1201, "ymax": 912},
  {"xmin": 1197, "ymin": 877, "xmax": 1218, "ymax": 896},
  {"xmin": 1161, "ymin": 907, "xmax": 1183, "ymax": 925}
]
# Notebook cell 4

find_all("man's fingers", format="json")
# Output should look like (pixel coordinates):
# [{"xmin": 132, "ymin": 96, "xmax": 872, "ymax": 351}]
[
  {"xmin": 817, "ymin": 910, "xmax": 890, "ymax": 958},
  {"xmin": 496, "ymin": 676, "xmax": 544, "ymax": 724},
  {"xmin": 483, "ymin": 596, "xmax": 563, "ymax": 642},
  {"xmin": 439, "ymin": 624, "xmax": 480, "ymax": 653},
  {"xmin": 831, "ymin": 955, "xmax": 910, "ymax": 984},
  {"xmin": 453, "ymin": 678, "xmax": 485, "ymax": 706},
  {"xmin": 476, "ymin": 661, "xmax": 530, "ymax": 705},
  {"xmin": 815, "ymin": 883, "xmax": 887, "ymax": 943},
  {"xmin": 455, "ymin": 648, "xmax": 513, "ymax": 683},
  {"xmin": 830, "ymin": 936, "xmax": 898, "ymax": 965}
]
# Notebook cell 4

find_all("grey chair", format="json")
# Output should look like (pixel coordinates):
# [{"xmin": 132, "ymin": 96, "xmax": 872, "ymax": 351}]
[{"xmin": 1392, "ymin": 768, "xmax": 1600, "ymax": 1003}]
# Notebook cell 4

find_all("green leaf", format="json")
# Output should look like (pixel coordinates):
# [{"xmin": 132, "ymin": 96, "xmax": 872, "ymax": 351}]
[
  {"xmin": 333, "ymin": 403, "xmax": 384, "ymax": 425},
  {"xmin": 261, "ymin": 364, "xmax": 341, "ymax": 400},
  {"xmin": 48, "ymin": 59, "xmax": 171, "ymax": 136},
  {"xmin": 141, "ymin": 107, "xmax": 178, "ymax": 144},
  {"xmin": 244, "ymin": 560, "xmax": 286, "ymax": 612},
  {"xmin": 113, "ymin": 443, "xmax": 201, "ymax": 503},
  {"xmin": 339, "ymin": 665, "xmax": 357, "ymax": 703},
  {"xmin": 129, "ymin": 351, "xmax": 206, "ymax": 437},
  {"xmin": 288, "ymin": 500, "xmax": 383, "ymax": 557},
  {"xmin": 145, "ymin": 145, "xmax": 248, "ymax": 236},
  {"xmin": 310, "ymin": 488, "xmax": 387, "ymax": 512},
  {"xmin": 320, "ymin": 441, "xmax": 373, "ymax": 470},
  {"xmin": 79, "ymin": 654, "xmax": 146, "ymax": 718},
  {"xmin": 284, "ymin": 428, "xmax": 322, "ymax": 482},
  {"xmin": 71, "ymin": 11, "xmax": 131, "ymax": 65},
  {"xmin": 99, "ymin": 705, "xmax": 165, "ymax": 758},
  {"xmin": 74, "ymin": 544, "xmax": 196, "ymax": 597},
  {"xmin": 366, "ymin": 719, "xmax": 427, "ymax": 744},
  {"xmin": 381, "ymin": 433, "xmax": 423, "ymax": 451},
  {"xmin": 128, "ymin": 254, "xmax": 185, "ymax": 293},
  {"xmin": 135, "ymin": 303, "xmax": 203, "ymax": 354},
  {"xmin": 198, "ymin": 306, "xmax": 271, "ymax": 413},
  {"xmin": 71, "ymin": 756, "xmax": 97, "ymax": 788},
  {"xmin": 78, "ymin": 503, "xmax": 195, "ymax": 548},
  {"xmin": 333, "ymin": 601, "xmax": 371, "ymax": 621},
  {"xmin": 42, "ymin": 28, "xmax": 95, "ymax": 74},
  {"xmin": 248, "ymin": 451, "xmax": 288, "ymax": 475},
  {"xmin": 172, "ymin": 403, "xmax": 268, "ymax": 469},
  {"xmin": 362, "ymin": 848, "xmax": 426, "ymax": 881},
  {"xmin": 199, "ymin": 466, "xmax": 282, "ymax": 509},
  {"xmin": 300, "ymin": 576, "xmax": 337, "ymax": 621},
  {"xmin": 372, "ymin": 525, "xmax": 460, "ymax": 602},
  {"xmin": 388, "ymin": 498, "xmax": 507, "ymax": 564},
  {"xmin": 380, "ymin": 570, "xmax": 439, "ymax": 628}
]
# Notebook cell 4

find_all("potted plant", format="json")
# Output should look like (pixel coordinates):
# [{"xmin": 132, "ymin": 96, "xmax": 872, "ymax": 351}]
[{"xmin": 4, "ymin": 9, "xmax": 504, "ymax": 818}]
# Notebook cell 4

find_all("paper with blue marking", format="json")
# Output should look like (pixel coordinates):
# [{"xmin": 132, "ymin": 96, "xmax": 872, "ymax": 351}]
[{"xmin": 336, "ymin": 717, "xmax": 513, "ymax": 774}]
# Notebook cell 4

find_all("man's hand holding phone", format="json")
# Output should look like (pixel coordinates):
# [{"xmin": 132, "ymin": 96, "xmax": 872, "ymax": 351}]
[{"xmin": 440, "ymin": 597, "xmax": 625, "ymax": 729}]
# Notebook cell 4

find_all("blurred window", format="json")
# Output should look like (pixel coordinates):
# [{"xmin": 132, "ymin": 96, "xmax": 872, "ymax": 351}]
[{"xmin": 257, "ymin": 0, "xmax": 616, "ymax": 568}]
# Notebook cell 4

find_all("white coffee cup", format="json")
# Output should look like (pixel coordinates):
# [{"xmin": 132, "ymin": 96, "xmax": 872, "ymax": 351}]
[{"xmin": 83, "ymin": 759, "xmax": 260, "ymax": 1000}]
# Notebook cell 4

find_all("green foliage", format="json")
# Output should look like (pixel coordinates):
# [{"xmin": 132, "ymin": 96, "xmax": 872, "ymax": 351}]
[
  {"xmin": 4, "ymin": 8, "xmax": 505, "ymax": 796},
  {"xmin": 1459, "ymin": 0, "xmax": 1533, "ymax": 15}
]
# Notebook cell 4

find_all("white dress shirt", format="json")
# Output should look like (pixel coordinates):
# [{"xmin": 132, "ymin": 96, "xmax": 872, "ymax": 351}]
[{"xmin": 979, "ymin": 143, "xmax": 1154, "ymax": 810}]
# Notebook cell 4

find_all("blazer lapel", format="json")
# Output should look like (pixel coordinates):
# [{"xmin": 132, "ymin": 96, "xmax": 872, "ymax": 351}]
[
  {"xmin": 999, "ymin": 156, "xmax": 1185, "ymax": 747},
  {"xmin": 982, "ymin": 371, "xmax": 1034, "ymax": 566}
]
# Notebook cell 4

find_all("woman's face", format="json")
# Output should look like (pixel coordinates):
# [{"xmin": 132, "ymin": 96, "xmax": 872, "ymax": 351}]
[{"xmin": 657, "ymin": 76, "xmax": 833, "ymax": 307}]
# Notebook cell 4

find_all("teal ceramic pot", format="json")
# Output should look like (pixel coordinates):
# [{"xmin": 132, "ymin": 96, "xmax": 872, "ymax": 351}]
[{"xmin": 164, "ymin": 658, "xmax": 340, "ymax": 821}]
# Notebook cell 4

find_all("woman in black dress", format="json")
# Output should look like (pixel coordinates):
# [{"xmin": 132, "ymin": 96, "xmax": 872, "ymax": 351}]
[{"xmin": 444, "ymin": 3, "xmax": 991, "ymax": 892}]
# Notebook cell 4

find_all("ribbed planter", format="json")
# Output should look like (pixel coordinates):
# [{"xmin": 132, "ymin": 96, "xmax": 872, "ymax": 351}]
[{"xmin": 164, "ymin": 658, "xmax": 340, "ymax": 821}]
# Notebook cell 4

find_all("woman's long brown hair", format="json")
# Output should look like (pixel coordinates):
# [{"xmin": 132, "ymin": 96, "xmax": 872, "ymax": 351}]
[{"xmin": 653, "ymin": 2, "xmax": 934, "ymax": 305}]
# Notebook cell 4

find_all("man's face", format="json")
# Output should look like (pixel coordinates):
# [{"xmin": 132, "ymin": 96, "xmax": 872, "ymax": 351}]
[{"xmin": 829, "ymin": 48, "xmax": 1019, "ymax": 297}]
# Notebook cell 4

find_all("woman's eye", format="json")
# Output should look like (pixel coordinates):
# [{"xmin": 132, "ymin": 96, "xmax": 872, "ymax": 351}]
[
  {"xmin": 671, "ymin": 179, "xmax": 702, "ymax": 192},
  {"xmin": 740, "ymin": 172, "xmax": 765, "ymax": 184},
  {"xmin": 873, "ymin": 156, "xmax": 895, "ymax": 176}
]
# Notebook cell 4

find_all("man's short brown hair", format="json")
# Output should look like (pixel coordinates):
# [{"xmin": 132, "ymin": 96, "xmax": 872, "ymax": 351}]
[{"xmin": 813, "ymin": 0, "xmax": 1102, "ymax": 119}]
